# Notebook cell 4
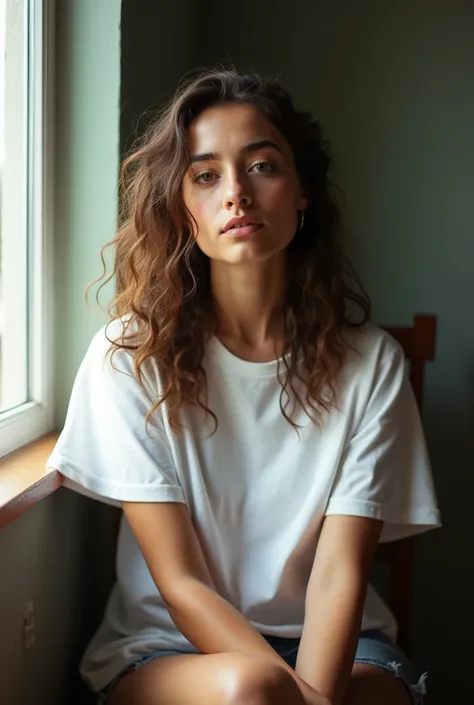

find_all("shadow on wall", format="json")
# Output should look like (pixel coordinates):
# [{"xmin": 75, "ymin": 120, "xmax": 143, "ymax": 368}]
[
  {"xmin": 64, "ymin": 494, "xmax": 119, "ymax": 703},
  {"xmin": 413, "ymin": 365, "xmax": 474, "ymax": 699}
]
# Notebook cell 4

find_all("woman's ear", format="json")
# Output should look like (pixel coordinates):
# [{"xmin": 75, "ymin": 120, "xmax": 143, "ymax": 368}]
[{"xmin": 298, "ymin": 193, "xmax": 309, "ymax": 211}]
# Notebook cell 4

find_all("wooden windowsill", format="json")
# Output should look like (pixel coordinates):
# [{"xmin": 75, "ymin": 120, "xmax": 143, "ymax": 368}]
[{"xmin": 0, "ymin": 432, "xmax": 62, "ymax": 530}]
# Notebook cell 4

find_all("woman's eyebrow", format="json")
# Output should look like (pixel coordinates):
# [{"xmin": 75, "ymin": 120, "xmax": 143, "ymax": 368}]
[{"xmin": 189, "ymin": 140, "xmax": 284, "ymax": 165}]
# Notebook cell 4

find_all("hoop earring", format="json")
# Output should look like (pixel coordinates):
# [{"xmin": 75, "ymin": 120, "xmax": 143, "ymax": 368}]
[{"xmin": 299, "ymin": 210, "xmax": 305, "ymax": 231}]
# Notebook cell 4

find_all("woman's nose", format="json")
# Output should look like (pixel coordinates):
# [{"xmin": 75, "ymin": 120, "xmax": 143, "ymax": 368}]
[{"xmin": 223, "ymin": 174, "xmax": 252, "ymax": 210}]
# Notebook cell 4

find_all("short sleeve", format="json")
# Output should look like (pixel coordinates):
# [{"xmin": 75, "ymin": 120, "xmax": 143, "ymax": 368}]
[
  {"xmin": 325, "ymin": 335, "xmax": 441, "ymax": 542},
  {"xmin": 46, "ymin": 321, "xmax": 185, "ymax": 507}
]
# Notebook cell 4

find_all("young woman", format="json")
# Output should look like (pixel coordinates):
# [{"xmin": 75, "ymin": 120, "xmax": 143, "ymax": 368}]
[{"xmin": 47, "ymin": 69, "xmax": 440, "ymax": 705}]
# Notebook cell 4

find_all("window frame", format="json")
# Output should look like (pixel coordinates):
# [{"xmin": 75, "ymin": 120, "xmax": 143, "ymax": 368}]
[{"xmin": 0, "ymin": 0, "xmax": 55, "ymax": 459}]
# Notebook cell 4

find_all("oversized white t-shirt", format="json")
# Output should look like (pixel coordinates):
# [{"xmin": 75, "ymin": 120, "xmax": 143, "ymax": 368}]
[{"xmin": 47, "ymin": 318, "xmax": 440, "ymax": 692}]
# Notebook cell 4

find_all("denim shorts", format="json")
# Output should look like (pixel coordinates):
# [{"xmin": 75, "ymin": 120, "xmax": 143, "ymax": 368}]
[{"xmin": 98, "ymin": 629, "xmax": 427, "ymax": 704}]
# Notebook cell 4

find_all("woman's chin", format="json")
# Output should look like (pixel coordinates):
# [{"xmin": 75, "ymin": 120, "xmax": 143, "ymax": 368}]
[{"xmin": 215, "ymin": 241, "xmax": 289, "ymax": 266}]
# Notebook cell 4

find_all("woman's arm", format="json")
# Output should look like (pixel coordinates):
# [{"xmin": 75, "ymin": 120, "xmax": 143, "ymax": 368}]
[
  {"xmin": 295, "ymin": 515, "xmax": 383, "ymax": 705},
  {"xmin": 122, "ymin": 501, "xmax": 329, "ymax": 705}
]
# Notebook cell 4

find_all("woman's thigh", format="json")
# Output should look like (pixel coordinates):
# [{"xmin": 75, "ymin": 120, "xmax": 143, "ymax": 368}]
[
  {"xmin": 344, "ymin": 663, "xmax": 413, "ymax": 705},
  {"xmin": 107, "ymin": 652, "xmax": 305, "ymax": 705},
  {"xmin": 349, "ymin": 631, "xmax": 426, "ymax": 705}
]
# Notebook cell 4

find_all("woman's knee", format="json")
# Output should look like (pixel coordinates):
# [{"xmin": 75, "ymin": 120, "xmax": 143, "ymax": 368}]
[{"xmin": 220, "ymin": 657, "xmax": 304, "ymax": 705}]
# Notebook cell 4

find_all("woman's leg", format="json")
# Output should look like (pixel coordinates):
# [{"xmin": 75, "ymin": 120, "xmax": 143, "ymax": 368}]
[
  {"xmin": 343, "ymin": 663, "xmax": 413, "ymax": 705},
  {"xmin": 108, "ymin": 652, "xmax": 307, "ymax": 705}
]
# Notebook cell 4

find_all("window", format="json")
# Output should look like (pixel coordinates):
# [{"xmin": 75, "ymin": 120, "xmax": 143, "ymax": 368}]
[{"xmin": 0, "ymin": 0, "xmax": 54, "ymax": 458}]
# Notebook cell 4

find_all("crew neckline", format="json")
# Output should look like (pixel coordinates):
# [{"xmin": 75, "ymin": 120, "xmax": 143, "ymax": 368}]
[{"xmin": 207, "ymin": 335, "xmax": 290, "ymax": 378}]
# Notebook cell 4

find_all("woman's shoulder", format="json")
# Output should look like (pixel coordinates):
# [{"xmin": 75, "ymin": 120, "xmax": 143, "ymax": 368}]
[
  {"xmin": 89, "ymin": 313, "xmax": 135, "ymax": 345},
  {"xmin": 87, "ymin": 314, "xmax": 141, "ymax": 360},
  {"xmin": 342, "ymin": 322, "xmax": 405, "ymax": 378},
  {"xmin": 84, "ymin": 315, "xmax": 159, "ymax": 385}
]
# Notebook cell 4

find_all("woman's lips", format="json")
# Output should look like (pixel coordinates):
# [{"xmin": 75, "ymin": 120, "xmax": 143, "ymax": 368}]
[{"xmin": 221, "ymin": 223, "xmax": 263, "ymax": 237}]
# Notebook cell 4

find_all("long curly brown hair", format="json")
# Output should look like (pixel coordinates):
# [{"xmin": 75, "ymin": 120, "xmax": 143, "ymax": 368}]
[{"xmin": 92, "ymin": 68, "xmax": 370, "ymax": 432}]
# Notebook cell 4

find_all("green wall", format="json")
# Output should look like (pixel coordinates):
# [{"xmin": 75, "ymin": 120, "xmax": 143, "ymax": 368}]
[
  {"xmin": 55, "ymin": 0, "xmax": 121, "ymax": 424},
  {"xmin": 120, "ymin": 0, "xmax": 199, "ymax": 155},
  {"xmin": 0, "ymin": 491, "xmax": 81, "ymax": 704}
]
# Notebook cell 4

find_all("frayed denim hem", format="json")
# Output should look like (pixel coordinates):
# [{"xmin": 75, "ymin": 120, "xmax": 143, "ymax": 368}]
[
  {"xmin": 355, "ymin": 657, "xmax": 428, "ymax": 704},
  {"xmin": 97, "ymin": 651, "xmax": 178, "ymax": 704}
]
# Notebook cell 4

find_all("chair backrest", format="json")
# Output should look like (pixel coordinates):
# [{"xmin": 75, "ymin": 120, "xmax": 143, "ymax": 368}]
[{"xmin": 376, "ymin": 314, "xmax": 437, "ymax": 651}]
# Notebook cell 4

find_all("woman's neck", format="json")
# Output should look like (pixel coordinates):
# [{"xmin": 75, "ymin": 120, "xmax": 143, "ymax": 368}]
[{"xmin": 210, "ymin": 255, "xmax": 287, "ymax": 361}]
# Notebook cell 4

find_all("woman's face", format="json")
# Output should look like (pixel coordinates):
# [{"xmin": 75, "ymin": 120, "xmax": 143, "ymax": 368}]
[{"xmin": 182, "ymin": 102, "xmax": 307, "ymax": 265}]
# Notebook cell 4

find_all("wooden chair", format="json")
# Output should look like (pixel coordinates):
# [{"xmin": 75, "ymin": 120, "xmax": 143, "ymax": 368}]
[{"xmin": 377, "ymin": 314, "xmax": 437, "ymax": 652}]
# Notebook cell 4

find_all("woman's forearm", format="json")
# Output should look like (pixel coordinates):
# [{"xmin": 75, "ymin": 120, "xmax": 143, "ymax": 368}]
[
  {"xmin": 167, "ymin": 578, "xmax": 328, "ymax": 704},
  {"xmin": 167, "ymin": 576, "xmax": 278, "ymax": 656},
  {"xmin": 296, "ymin": 515, "xmax": 382, "ymax": 705},
  {"xmin": 295, "ymin": 576, "xmax": 366, "ymax": 705}
]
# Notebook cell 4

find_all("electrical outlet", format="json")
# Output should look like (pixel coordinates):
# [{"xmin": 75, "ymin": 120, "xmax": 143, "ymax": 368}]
[{"xmin": 22, "ymin": 601, "xmax": 36, "ymax": 650}]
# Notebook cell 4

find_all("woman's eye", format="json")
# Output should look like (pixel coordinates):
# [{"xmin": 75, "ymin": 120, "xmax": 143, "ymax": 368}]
[
  {"xmin": 251, "ymin": 161, "xmax": 273, "ymax": 173},
  {"xmin": 194, "ymin": 171, "xmax": 216, "ymax": 184}
]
